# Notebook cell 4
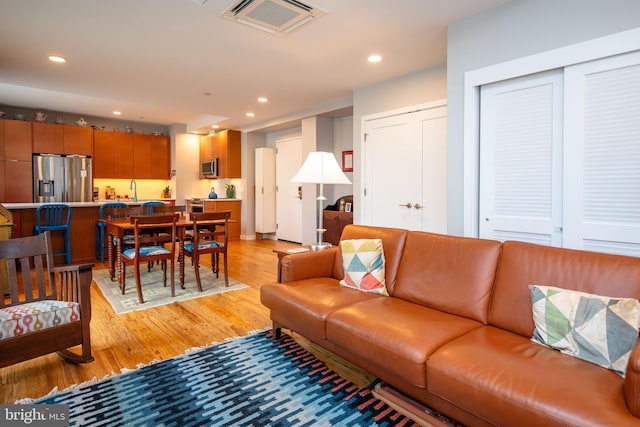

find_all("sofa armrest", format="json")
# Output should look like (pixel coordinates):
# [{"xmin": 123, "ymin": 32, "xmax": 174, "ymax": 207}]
[
  {"xmin": 281, "ymin": 247, "xmax": 339, "ymax": 282},
  {"xmin": 624, "ymin": 340, "xmax": 640, "ymax": 416}
]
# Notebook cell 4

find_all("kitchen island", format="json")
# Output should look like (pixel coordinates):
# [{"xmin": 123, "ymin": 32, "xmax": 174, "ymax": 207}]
[{"xmin": 3, "ymin": 199, "xmax": 176, "ymax": 265}]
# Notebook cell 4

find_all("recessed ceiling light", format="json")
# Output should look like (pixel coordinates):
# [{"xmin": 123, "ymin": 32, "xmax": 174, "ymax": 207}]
[
  {"xmin": 257, "ymin": 97, "xmax": 268, "ymax": 103},
  {"xmin": 113, "ymin": 111, "xmax": 122, "ymax": 116},
  {"xmin": 246, "ymin": 112, "xmax": 255, "ymax": 117},
  {"xmin": 48, "ymin": 55, "xmax": 67, "ymax": 63},
  {"xmin": 368, "ymin": 54, "xmax": 382, "ymax": 63},
  {"xmin": 211, "ymin": 125, "xmax": 219, "ymax": 129}
]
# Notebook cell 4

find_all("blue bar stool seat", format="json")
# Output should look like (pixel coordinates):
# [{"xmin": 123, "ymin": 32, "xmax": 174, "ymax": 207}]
[
  {"xmin": 35, "ymin": 204, "xmax": 72, "ymax": 265},
  {"xmin": 96, "ymin": 202, "xmax": 128, "ymax": 262}
]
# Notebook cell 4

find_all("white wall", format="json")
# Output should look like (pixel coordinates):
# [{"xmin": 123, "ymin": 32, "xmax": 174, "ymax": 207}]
[
  {"xmin": 333, "ymin": 116, "xmax": 353, "ymax": 201},
  {"xmin": 446, "ymin": 0, "xmax": 640, "ymax": 235},
  {"xmin": 352, "ymin": 66, "xmax": 447, "ymax": 221}
]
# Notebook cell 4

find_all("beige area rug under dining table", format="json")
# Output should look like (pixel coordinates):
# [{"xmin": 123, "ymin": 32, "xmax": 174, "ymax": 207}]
[{"xmin": 93, "ymin": 266, "xmax": 248, "ymax": 314}]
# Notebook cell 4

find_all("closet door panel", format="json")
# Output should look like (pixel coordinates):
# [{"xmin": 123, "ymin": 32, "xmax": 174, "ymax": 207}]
[
  {"xmin": 479, "ymin": 71, "xmax": 564, "ymax": 246},
  {"xmin": 564, "ymin": 51, "xmax": 640, "ymax": 256}
]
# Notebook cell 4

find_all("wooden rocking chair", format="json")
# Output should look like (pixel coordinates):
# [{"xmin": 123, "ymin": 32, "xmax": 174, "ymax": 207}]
[{"xmin": 0, "ymin": 231, "xmax": 94, "ymax": 368}]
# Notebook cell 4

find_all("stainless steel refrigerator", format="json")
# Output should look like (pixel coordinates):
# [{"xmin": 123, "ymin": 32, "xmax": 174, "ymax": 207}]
[{"xmin": 33, "ymin": 154, "xmax": 93, "ymax": 202}]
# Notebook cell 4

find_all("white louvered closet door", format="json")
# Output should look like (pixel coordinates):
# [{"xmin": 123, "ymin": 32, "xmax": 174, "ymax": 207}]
[
  {"xmin": 563, "ymin": 51, "xmax": 640, "ymax": 256},
  {"xmin": 479, "ymin": 70, "xmax": 564, "ymax": 245}
]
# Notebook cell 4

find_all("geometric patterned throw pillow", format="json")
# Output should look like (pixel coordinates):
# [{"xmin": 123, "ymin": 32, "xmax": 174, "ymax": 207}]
[
  {"xmin": 529, "ymin": 284, "xmax": 640, "ymax": 377},
  {"xmin": 339, "ymin": 239, "xmax": 387, "ymax": 296}
]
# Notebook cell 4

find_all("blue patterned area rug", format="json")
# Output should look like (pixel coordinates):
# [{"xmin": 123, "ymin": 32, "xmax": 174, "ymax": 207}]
[{"xmin": 28, "ymin": 331, "xmax": 426, "ymax": 426}]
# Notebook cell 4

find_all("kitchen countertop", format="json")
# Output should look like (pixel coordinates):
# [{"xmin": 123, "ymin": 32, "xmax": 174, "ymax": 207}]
[
  {"xmin": 3, "ymin": 199, "xmax": 176, "ymax": 209},
  {"xmin": 186, "ymin": 198, "xmax": 241, "ymax": 202}
]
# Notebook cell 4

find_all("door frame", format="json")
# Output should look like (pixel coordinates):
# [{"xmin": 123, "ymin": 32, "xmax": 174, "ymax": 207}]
[{"xmin": 463, "ymin": 28, "xmax": 640, "ymax": 237}]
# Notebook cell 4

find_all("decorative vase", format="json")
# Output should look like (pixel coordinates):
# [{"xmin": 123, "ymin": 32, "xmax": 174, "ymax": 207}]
[{"xmin": 226, "ymin": 188, "xmax": 235, "ymax": 198}]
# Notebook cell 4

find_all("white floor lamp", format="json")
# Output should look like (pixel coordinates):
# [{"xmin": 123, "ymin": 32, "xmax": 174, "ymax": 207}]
[{"xmin": 291, "ymin": 151, "xmax": 351, "ymax": 250}]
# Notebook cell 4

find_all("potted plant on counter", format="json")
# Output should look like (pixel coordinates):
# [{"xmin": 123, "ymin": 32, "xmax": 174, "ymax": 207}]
[
  {"xmin": 225, "ymin": 184, "xmax": 235, "ymax": 199},
  {"xmin": 162, "ymin": 185, "xmax": 171, "ymax": 198}
]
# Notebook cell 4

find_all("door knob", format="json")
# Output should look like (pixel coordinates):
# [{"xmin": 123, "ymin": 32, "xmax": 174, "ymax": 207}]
[
  {"xmin": 399, "ymin": 202, "xmax": 413, "ymax": 208},
  {"xmin": 414, "ymin": 203, "xmax": 423, "ymax": 209}
]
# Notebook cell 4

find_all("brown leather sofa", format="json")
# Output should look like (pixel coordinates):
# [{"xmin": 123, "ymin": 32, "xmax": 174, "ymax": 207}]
[{"xmin": 261, "ymin": 224, "xmax": 640, "ymax": 426}]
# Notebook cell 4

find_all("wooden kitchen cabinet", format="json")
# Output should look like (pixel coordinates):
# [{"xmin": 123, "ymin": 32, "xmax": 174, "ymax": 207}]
[
  {"xmin": 203, "ymin": 199, "xmax": 241, "ymax": 240},
  {"xmin": 93, "ymin": 130, "xmax": 116, "ymax": 178},
  {"xmin": 133, "ymin": 134, "xmax": 152, "ymax": 179},
  {"xmin": 115, "ymin": 132, "xmax": 134, "ymax": 178},
  {"xmin": 1, "ymin": 120, "xmax": 32, "ymax": 203},
  {"xmin": 150, "ymin": 135, "xmax": 170, "ymax": 179},
  {"xmin": 63, "ymin": 126, "xmax": 92, "ymax": 155},
  {"xmin": 199, "ymin": 129, "xmax": 240, "ymax": 179},
  {"xmin": 0, "ymin": 120, "xmax": 4, "ymax": 160},
  {"xmin": 4, "ymin": 160, "xmax": 32, "ymax": 202},
  {"xmin": 93, "ymin": 131, "xmax": 134, "ymax": 179},
  {"xmin": 31, "ymin": 123, "xmax": 91, "ymax": 156},
  {"xmin": 4, "ymin": 119, "xmax": 32, "ymax": 161},
  {"xmin": 133, "ymin": 134, "xmax": 169, "ymax": 179},
  {"xmin": 32, "ymin": 122, "xmax": 64, "ymax": 154}
]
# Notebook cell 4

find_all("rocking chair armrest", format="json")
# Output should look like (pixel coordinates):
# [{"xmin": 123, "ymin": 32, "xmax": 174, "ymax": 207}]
[{"xmin": 50, "ymin": 264, "xmax": 94, "ymax": 319}]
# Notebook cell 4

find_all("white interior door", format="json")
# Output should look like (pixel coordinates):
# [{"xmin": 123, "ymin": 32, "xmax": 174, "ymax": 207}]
[
  {"xmin": 363, "ymin": 104, "xmax": 447, "ymax": 232},
  {"xmin": 364, "ymin": 113, "xmax": 422, "ymax": 229},
  {"xmin": 479, "ymin": 71, "xmax": 564, "ymax": 246},
  {"xmin": 276, "ymin": 137, "xmax": 303, "ymax": 243},
  {"xmin": 563, "ymin": 51, "xmax": 640, "ymax": 256}
]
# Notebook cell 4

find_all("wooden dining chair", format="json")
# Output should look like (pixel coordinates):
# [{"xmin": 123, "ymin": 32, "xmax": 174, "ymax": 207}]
[
  {"xmin": 120, "ymin": 213, "xmax": 179, "ymax": 304},
  {"xmin": 183, "ymin": 211, "xmax": 231, "ymax": 290}
]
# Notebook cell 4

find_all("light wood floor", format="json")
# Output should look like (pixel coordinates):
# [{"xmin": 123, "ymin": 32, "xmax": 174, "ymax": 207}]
[{"xmin": 0, "ymin": 238, "xmax": 373, "ymax": 403}]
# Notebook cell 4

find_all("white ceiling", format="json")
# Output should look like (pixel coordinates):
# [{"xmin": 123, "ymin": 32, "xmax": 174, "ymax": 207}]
[{"xmin": 0, "ymin": 0, "xmax": 511, "ymax": 133}]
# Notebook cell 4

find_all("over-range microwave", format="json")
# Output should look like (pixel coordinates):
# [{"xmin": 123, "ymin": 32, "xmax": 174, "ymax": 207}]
[{"xmin": 202, "ymin": 158, "xmax": 219, "ymax": 178}]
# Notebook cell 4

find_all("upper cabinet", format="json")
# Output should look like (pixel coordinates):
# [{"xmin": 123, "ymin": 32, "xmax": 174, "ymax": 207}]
[
  {"xmin": 2, "ymin": 119, "xmax": 33, "ymax": 203},
  {"xmin": 133, "ymin": 134, "xmax": 170, "ymax": 179},
  {"xmin": 32, "ymin": 123, "xmax": 92, "ymax": 156},
  {"xmin": 94, "ymin": 131, "xmax": 167, "ymax": 179},
  {"xmin": 4, "ymin": 119, "xmax": 32, "ymax": 161},
  {"xmin": 199, "ymin": 129, "xmax": 241, "ymax": 179},
  {"xmin": 63, "ymin": 126, "xmax": 92, "ymax": 155},
  {"xmin": 32, "ymin": 122, "xmax": 63, "ymax": 153}
]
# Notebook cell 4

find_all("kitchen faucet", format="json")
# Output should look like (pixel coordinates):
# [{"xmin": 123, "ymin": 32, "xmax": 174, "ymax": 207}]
[{"xmin": 130, "ymin": 179, "xmax": 137, "ymax": 202}]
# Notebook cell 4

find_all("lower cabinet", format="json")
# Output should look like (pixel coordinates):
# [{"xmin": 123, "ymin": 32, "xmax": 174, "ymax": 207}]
[{"xmin": 203, "ymin": 200, "xmax": 241, "ymax": 240}]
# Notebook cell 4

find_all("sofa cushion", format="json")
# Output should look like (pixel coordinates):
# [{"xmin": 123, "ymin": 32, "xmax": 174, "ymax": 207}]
[
  {"xmin": 326, "ymin": 297, "xmax": 483, "ymax": 389},
  {"xmin": 393, "ymin": 231, "xmax": 501, "ymax": 323},
  {"xmin": 530, "ymin": 284, "xmax": 640, "ymax": 377},
  {"xmin": 260, "ymin": 278, "xmax": 379, "ymax": 340},
  {"xmin": 0, "ymin": 301, "xmax": 81, "ymax": 340},
  {"xmin": 489, "ymin": 241, "xmax": 640, "ymax": 338},
  {"xmin": 339, "ymin": 239, "xmax": 387, "ymax": 295},
  {"xmin": 427, "ymin": 326, "xmax": 637, "ymax": 427}
]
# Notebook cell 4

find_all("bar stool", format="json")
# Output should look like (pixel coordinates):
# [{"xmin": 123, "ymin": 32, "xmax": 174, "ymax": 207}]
[
  {"xmin": 35, "ymin": 204, "xmax": 72, "ymax": 265},
  {"xmin": 96, "ymin": 202, "xmax": 128, "ymax": 262},
  {"xmin": 141, "ymin": 201, "xmax": 166, "ymax": 216}
]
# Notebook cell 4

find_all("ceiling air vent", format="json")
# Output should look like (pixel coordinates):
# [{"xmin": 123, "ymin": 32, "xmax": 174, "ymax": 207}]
[{"xmin": 221, "ymin": 0, "xmax": 325, "ymax": 36}]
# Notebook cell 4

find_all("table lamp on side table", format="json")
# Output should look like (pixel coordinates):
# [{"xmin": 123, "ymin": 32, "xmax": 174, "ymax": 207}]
[{"xmin": 290, "ymin": 151, "xmax": 351, "ymax": 251}]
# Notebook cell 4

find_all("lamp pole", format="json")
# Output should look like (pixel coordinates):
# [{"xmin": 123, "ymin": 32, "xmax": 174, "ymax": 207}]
[{"xmin": 312, "ymin": 182, "xmax": 329, "ymax": 250}]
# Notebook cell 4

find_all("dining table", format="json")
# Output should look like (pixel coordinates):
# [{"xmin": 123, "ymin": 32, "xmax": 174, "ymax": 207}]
[{"xmin": 103, "ymin": 214, "xmax": 233, "ymax": 289}]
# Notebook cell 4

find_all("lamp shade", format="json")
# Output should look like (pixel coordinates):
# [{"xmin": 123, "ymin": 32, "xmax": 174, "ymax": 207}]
[{"xmin": 290, "ymin": 152, "xmax": 351, "ymax": 184}]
